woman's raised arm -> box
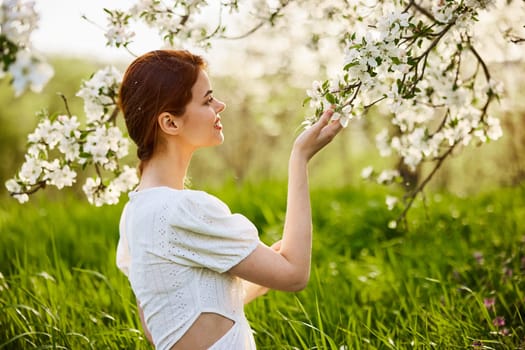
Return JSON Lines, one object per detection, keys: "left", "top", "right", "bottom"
{"left": 229, "top": 107, "right": 343, "bottom": 291}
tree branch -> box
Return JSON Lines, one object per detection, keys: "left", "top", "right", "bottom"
{"left": 396, "top": 141, "right": 458, "bottom": 224}
{"left": 59, "top": 93, "right": 73, "bottom": 118}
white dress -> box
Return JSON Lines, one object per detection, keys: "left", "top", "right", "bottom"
{"left": 116, "top": 187, "right": 260, "bottom": 350}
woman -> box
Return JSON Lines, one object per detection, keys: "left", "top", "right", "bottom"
{"left": 116, "top": 49, "right": 343, "bottom": 350}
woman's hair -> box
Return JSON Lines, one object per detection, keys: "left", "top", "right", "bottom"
{"left": 118, "top": 49, "right": 206, "bottom": 174}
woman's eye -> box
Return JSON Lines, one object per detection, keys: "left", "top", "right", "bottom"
{"left": 205, "top": 96, "right": 214, "bottom": 105}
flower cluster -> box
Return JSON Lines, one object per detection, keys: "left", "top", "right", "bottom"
{"left": 82, "top": 165, "right": 138, "bottom": 206}
{"left": 76, "top": 66, "right": 123, "bottom": 123}
{"left": 102, "top": 0, "right": 290, "bottom": 50}
{"left": 306, "top": 0, "right": 503, "bottom": 220}
{"left": 104, "top": 0, "right": 219, "bottom": 49}
{"left": 6, "top": 66, "right": 138, "bottom": 206}
{"left": 0, "top": 0, "right": 53, "bottom": 96}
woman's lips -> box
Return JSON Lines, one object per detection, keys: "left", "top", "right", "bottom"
{"left": 214, "top": 118, "right": 222, "bottom": 130}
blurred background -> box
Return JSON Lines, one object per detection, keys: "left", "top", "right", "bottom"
{"left": 1, "top": 0, "right": 524, "bottom": 203}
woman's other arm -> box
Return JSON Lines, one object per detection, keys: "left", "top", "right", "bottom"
{"left": 242, "top": 240, "right": 282, "bottom": 304}
{"left": 137, "top": 301, "right": 154, "bottom": 346}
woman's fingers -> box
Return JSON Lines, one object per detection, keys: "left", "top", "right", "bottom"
{"left": 315, "top": 106, "right": 335, "bottom": 129}
{"left": 270, "top": 240, "right": 282, "bottom": 252}
{"left": 325, "top": 113, "right": 344, "bottom": 134}
{"left": 293, "top": 106, "right": 344, "bottom": 160}
{"left": 316, "top": 107, "right": 344, "bottom": 140}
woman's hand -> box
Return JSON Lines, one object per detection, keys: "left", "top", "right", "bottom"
{"left": 292, "top": 107, "right": 343, "bottom": 161}
{"left": 270, "top": 240, "right": 282, "bottom": 252}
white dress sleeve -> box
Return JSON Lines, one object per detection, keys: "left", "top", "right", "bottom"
{"left": 166, "top": 191, "right": 260, "bottom": 273}
{"left": 116, "top": 204, "right": 130, "bottom": 277}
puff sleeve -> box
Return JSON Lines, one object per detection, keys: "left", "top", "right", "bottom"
{"left": 164, "top": 191, "right": 260, "bottom": 273}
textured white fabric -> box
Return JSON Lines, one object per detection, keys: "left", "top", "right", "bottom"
{"left": 116, "top": 187, "right": 259, "bottom": 350}
{"left": 208, "top": 316, "right": 257, "bottom": 350}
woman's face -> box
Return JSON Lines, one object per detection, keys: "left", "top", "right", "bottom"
{"left": 178, "top": 69, "right": 226, "bottom": 149}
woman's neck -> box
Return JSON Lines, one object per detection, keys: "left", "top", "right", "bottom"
{"left": 137, "top": 149, "right": 192, "bottom": 191}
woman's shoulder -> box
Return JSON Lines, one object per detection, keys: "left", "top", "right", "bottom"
{"left": 128, "top": 186, "right": 229, "bottom": 211}
{"left": 180, "top": 189, "right": 231, "bottom": 214}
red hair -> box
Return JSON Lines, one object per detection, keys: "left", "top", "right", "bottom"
{"left": 118, "top": 50, "right": 206, "bottom": 174}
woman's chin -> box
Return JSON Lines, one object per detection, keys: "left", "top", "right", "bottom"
{"left": 208, "top": 135, "right": 224, "bottom": 147}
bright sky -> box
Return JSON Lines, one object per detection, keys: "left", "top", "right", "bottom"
{"left": 29, "top": 0, "right": 324, "bottom": 80}
{"left": 32, "top": 0, "right": 162, "bottom": 62}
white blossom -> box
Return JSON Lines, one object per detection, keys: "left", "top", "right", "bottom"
{"left": 56, "top": 115, "right": 81, "bottom": 137}
{"left": 330, "top": 112, "right": 350, "bottom": 128}
{"left": 58, "top": 138, "right": 81, "bottom": 162}
{"left": 432, "top": 3, "right": 455, "bottom": 24}
{"left": 82, "top": 166, "right": 138, "bottom": 207}
{"left": 387, "top": 220, "right": 397, "bottom": 229}
{"left": 361, "top": 166, "right": 373, "bottom": 179}
{"left": 28, "top": 118, "right": 53, "bottom": 143}
{"left": 401, "top": 146, "right": 423, "bottom": 171}
{"left": 19, "top": 156, "right": 43, "bottom": 183}
{"left": 5, "top": 179, "right": 22, "bottom": 194}
{"left": 114, "top": 166, "right": 139, "bottom": 192}
{"left": 105, "top": 20, "right": 135, "bottom": 48}
{"left": 7, "top": 50, "right": 54, "bottom": 96}
{"left": 45, "top": 163, "right": 76, "bottom": 189}
{"left": 0, "top": 0, "right": 39, "bottom": 45}
{"left": 377, "top": 169, "right": 400, "bottom": 184}
{"left": 385, "top": 195, "right": 398, "bottom": 210}
{"left": 76, "top": 66, "right": 122, "bottom": 123}
{"left": 14, "top": 193, "right": 29, "bottom": 203}
{"left": 102, "top": 183, "right": 121, "bottom": 205}
{"left": 83, "top": 177, "right": 103, "bottom": 206}
{"left": 375, "top": 128, "right": 391, "bottom": 157}
{"left": 485, "top": 115, "right": 503, "bottom": 140}
{"left": 27, "top": 143, "right": 46, "bottom": 158}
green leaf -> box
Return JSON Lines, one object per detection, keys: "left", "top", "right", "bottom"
{"left": 344, "top": 61, "right": 359, "bottom": 71}
{"left": 325, "top": 93, "right": 336, "bottom": 105}
{"left": 303, "top": 97, "right": 312, "bottom": 107}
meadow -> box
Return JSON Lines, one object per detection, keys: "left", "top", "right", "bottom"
{"left": 0, "top": 181, "right": 523, "bottom": 349}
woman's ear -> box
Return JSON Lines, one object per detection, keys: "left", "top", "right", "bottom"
{"left": 157, "top": 112, "right": 182, "bottom": 135}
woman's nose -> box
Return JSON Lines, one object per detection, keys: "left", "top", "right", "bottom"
{"left": 215, "top": 99, "right": 226, "bottom": 113}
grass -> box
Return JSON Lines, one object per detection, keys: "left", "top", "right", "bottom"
{"left": 0, "top": 182, "right": 524, "bottom": 349}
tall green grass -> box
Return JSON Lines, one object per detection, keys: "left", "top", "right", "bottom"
{"left": 1, "top": 183, "right": 524, "bottom": 349}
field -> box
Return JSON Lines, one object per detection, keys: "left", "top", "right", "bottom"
{"left": 0, "top": 182, "right": 524, "bottom": 349}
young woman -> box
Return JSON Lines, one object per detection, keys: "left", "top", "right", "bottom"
{"left": 116, "top": 49, "right": 343, "bottom": 350}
